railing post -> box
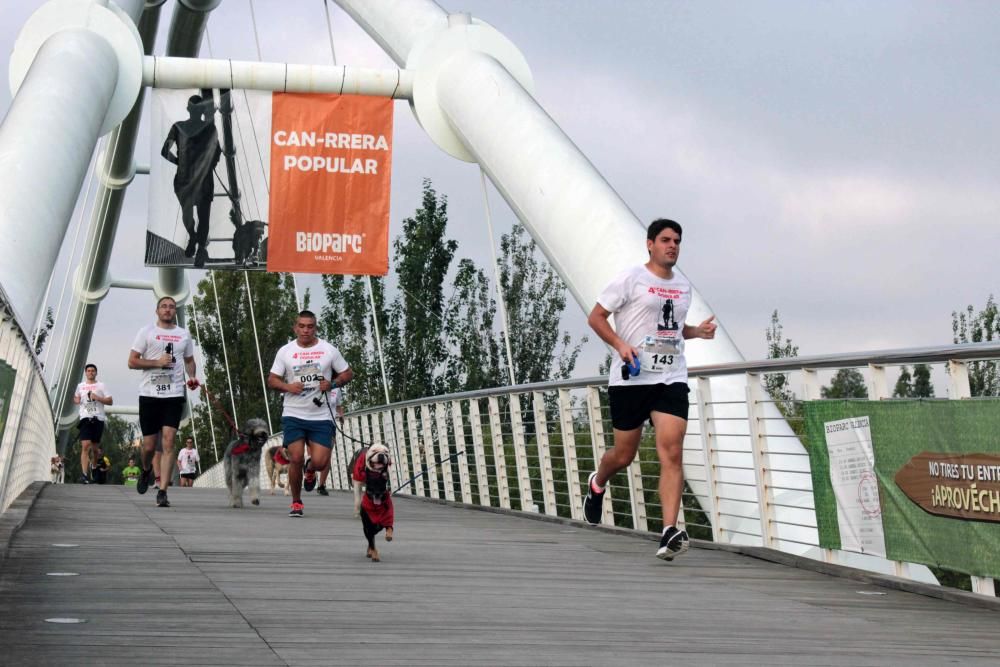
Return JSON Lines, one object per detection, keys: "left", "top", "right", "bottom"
{"left": 509, "top": 394, "right": 534, "bottom": 511}
{"left": 487, "top": 396, "right": 512, "bottom": 509}
{"left": 948, "top": 360, "right": 995, "bottom": 596}
{"left": 558, "top": 388, "right": 583, "bottom": 520}
{"left": 802, "top": 368, "right": 837, "bottom": 563}
{"left": 469, "top": 399, "right": 491, "bottom": 506}
{"left": 394, "top": 409, "right": 412, "bottom": 495}
{"left": 532, "top": 391, "right": 558, "bottom": 516}
{"left": 868, "top": 363, "right": 912, "bottom": 579}
{"left": 746, "top": 372, "right": 775, "bottom": 548}
{"left": 384, "top": 410, "right": 408, "bottom": 490}
{"left": 451, "top": 399, "right": 473, "bottom": 504}
{"left": 586, "top": 386, "right": 615, "bottom": 526}
{"left": 434, "top": 403, "right": 456, "bottom": 501}
{"left": 694, "top": 377, "right": 723, "bottom": 542}
{"left": 420, "top": 406, "right": 440, "bottom": 498}
{"left": 406, "top": 407, "right": 424, "bottom": 497}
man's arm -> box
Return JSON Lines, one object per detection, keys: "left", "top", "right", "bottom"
{"left": 128, "top": 349, "right": 172, "bottom": 370}
{"left": 268, "top": 372, "right": 304, "bottom": 395}
{"left": 98, "top": 393, "right": 113, "bottom": 406}
{"left": 682, "top": 316, "right": 717, "bottom": 340}
{"left": 73, "top": 388, "right": 80, "bottom": 405}
{"left": 332, "top": 367, "right": 354, "bottom": 389}
{"left": 184, "top": 355, "right": 197, "bottom": 382}
{"left": 587, "top": 304, "right": 638, "bottom": 364}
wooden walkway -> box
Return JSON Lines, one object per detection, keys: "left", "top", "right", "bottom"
{"left": 1, "top": 484, "right": 999, "bottom": 666}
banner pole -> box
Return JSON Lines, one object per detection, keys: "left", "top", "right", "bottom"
{"left": 479, "top": 169, "right": 517, "bottom": 385}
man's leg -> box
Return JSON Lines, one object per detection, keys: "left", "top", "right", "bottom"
{"left": 159, "top": 426, "right": 178, "bottom": 490}
{"left": 650, "top": 412, "right": 687, "bottom": 527}
{"left": 583, "top": 427, "right": 641, "bottom": 525}
{"left": 79, "top": 440, "right": 92, "bottom": 482}
{"left": 286, "top": 440, "right": 306, "bottom": 503}
{"left": 317, "top": 461, "right": 331, "bottom": 495}
{"left": 307, "top": 443, "right": 331, "bottom": 488}
{"left": 650, "top": 411, "right": 690, "bottom": 560}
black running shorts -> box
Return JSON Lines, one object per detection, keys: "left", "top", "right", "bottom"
{"left": 608, "top": 382, "right": 689, "bottom": 431}
{"left": 138, "top": 396, "right": 186, "bottom": 436}
{"left": 78, "top": 417, "right": 104, "bottom": 443}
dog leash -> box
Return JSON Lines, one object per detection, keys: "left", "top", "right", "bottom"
{"left": 392, "top": 449, "right": 466, "bottom": 496}
{"left": 198, "top": 384, "right": 241, "bottom": 436}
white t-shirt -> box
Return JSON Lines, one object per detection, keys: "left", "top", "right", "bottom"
{"left": 598, "top": 265, "right": 692, "bottom": 387}
{"left": 177, "top": 448, "right": 200, "bottom": 474}
{"left": 131, "top": 324, "right": 195, "bottom": 398}
{"left": 270, "top": 339, "right": 349, "bottom": 421}
{"left": 75, "top": 381, "right": 110, "bottom": 421}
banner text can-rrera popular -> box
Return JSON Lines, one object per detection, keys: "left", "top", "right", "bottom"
{"left": 267, "top": 93, "right": 393, "bottom": 275}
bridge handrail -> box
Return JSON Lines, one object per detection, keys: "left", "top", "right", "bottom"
{"left": 196, "top": 342, "right": 1000, "bottom": 597}
{"left": 0, "top": 288, "right": 56, "bottom": 512}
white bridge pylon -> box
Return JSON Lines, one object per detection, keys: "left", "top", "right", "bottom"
{"left": 2, "top": 0, "right": 741, "bottom": 449}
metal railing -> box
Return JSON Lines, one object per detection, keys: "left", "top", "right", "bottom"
{"left": 0, "top": 290, "right": 56, "bottom": 512}
{"left": 196, "top": 342, "right": 1000, "bottom": 597}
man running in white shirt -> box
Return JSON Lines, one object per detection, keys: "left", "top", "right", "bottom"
{"left": 584, "top": 219, "right": 717, "bottom": 561}
{"left": 268, "top": 310, "right": 353, "bottom": 517}
{"left": 127, "top": 296, "right": 200, "bottom": 507}
{"left": 73, "top": 363, "right": 113, "bottom": 484}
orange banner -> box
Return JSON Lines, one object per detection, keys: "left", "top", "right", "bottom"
{"left": 267, "top": 93, "right": 393, "bottom": 275}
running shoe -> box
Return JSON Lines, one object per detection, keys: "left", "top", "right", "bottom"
{"left": 656, "top": 526, "right": 690, "bottom": 561}
{"left": 156, "top": 490, "right": 170, "bottom": 508}
{"left": 583, "top": 471, "right": 606, "bottom": 525}
{"left": 316, "top": 485, "right": 329, "bottom": 496}
{"left": 136, "top": 467, "right": 152, "bottom": 495}
{"left": 78, "top": 475, "right": 90, "bottom": 485}
{"left": 303, "top": 468, "right": 317, "bottom": 492}
{"left": 289, "top": 501, "right": 304, "bottom": 517}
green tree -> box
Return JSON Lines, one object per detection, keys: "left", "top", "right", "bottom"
{"left": 821, "top": 369, "right": 869, "bottom": 399}
{"left": 440, "top": 259, "right": 503, "bottom": 393}
{"left": 893, "top": 366, "right": 914, "bottom": 398}
{"left": 389, "top": 180, "right": 457, "bottom": 400}
{"left": 912, "top": 363, "right": 934, "bottom": 397}
{"left": 952, "top": 295, "right": 999, "bottom": 396}
{"left": 186, "top": 271, "right": 304, "bottom": 462}
{"left": 763, "top": 310, "right": 798, "bottom": 411}
{"left": 497, "top": 223, "right": 586, "bottom": 385}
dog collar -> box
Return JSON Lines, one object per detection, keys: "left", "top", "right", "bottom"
{"left": 231, "top": 442, "right": 251, "bottom": 456}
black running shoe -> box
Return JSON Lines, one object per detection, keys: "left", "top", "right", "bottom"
{"left": 583, "top": 472, "right": 606, "bottom": 525}
{"left": 78, "top": 475, "right": 90, "bottom": 485}
{"left": 656, "top": 527, "right": 690, "bottom": 561}
{"left": 136, "top": 467, "right": 152, "bottom": 495}
{"left": 316, "top": 485, "right": 329, "bottom": 496}
{"left": 289, "top": 501, "right": 304, "bottom": 517}
{"left": 303, "top": 468, "right": 317, "bottom": 492}
{"left": 156, "top": 490, "right": 170, "bottom": 508}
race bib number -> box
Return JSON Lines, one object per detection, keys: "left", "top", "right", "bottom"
{"left": 293, "top": 362, "right": 322, "bottom": 395}
{"left": 82, "top": 397, "right": 99, "bottom": 415}
{"left": 152, "top": 373, "right": 173, "bottom": 396}
{"left": 640, "top": 335, "right": 679, "bottom": 373}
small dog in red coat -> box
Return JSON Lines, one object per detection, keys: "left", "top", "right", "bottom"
{"left": 351, "top": 444, "right": 394, "bottom": 562}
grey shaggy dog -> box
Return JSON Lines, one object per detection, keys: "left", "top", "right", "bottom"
{"left": 222, "top": 418, "right": 270, "bottom": 508}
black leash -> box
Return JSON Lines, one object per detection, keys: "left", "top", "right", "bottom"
{"left": 392, "top": 449, "right": 466, "bottom": 496}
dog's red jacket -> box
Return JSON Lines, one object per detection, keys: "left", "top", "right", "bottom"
{"left": 352, "top": 455, "right": 394, "bottom": 527}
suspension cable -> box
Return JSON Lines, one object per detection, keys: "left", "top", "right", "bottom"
{"left": 479, "top": 169, "right": 517, "bottom": 385}
{"left": 210, "top": 271, "right": 240, "bottom": 426}
{"left": 243, "top": 272, "right": 273, "bottom": 433}
{"left": 186, "top": 279, "right": 219, "bottom": 461}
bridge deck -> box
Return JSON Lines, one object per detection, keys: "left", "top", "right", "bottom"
{"left": 1, "top": 485, "right": 998, "bottom": 666}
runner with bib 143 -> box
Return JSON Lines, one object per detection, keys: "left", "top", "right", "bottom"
{"left": 584, "top": 218, "right": 716, "bottom": 561}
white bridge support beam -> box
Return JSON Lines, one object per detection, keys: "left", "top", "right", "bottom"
{"left": 0, "top": 30, "right": 117, "bottom": 328}
{"left": 49, "top": 1, "right": 165, "bottom": 451}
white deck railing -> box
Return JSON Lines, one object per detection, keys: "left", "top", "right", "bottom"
{"left": 196, "top": 342, "right": 1000, "bottom": 596}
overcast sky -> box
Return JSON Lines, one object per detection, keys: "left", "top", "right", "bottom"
{"left": 2, "top": 0, "right": 999, "bottom": 403}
